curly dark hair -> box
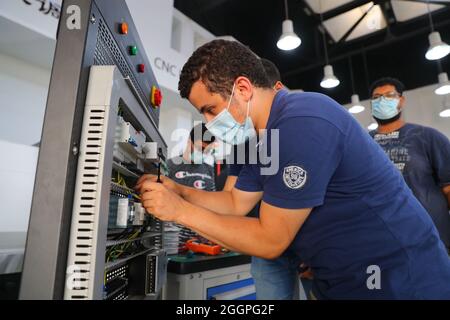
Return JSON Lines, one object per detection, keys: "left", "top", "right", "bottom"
{"left": 178, "top": 40, "right": 271, "bottom": 99}
{"left": 369, "top": 77, "right": 405, "bottom": 96}
{"left": 260, "top": 58, "right": 281, "bottom": 86}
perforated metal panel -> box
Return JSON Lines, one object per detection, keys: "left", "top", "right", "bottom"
{"left": 93, "top": 18, "right": 159, "bottom": 125}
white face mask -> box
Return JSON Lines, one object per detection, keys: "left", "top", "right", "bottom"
{"left": 205, "top": 83, "right": 257, "bottom": 145}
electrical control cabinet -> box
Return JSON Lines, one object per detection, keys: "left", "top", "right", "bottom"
{"left": 20, "top": 0, "right": 168, "bottom": 300}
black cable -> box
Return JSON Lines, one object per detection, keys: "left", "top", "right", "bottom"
{"left": 362, "top": 49, "right": 371, "bottom": 97}
{"left": 437, "top": 59, "right": 443, "bottom": 73}
{"left": 426, "top": 0, "right": 434, "bottom": 32}
{"left": 284, "top": 0, "right": 289, "bottom": 19}
{"left": 319, "top": 0, "right": 329, "bottom": 65}
{"left": 348, "top": 56, "right": 356, "bottom": 94}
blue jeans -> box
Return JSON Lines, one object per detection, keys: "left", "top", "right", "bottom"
{"left": 250, "top": 256, "right": 300, "bottom": 300}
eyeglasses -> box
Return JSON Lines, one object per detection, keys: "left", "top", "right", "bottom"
{"left": 371, "top": 91, "right": 401, "bottom": 101}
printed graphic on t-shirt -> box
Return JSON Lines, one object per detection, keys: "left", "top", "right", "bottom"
{"left": 174, "top": 171, "right": 213, "bottom": 180}
{"left": 374, "top": 132, "right": 411, "bottom": 173}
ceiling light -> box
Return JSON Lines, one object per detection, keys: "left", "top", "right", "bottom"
{"left": 368, "top": 122, "right": 378, "bottom": 130}
{"left": 349, "top": 94, "right": 365, "bottom": 114}
{"left": 320, "top": 65, "right": 340, "bottom": 88}
{"left": 424, "top": 1, "right": 450, "bottom": 61}
{"left": 439, "top": 109, "right": 450, "bottom": 118}
{"left": 277, "top": 20, "right": 302, "bottom": 50}
{"left": 277, "top": 0, "right": 301, "bottom": 51}
{"left": 440, "top": 96, "right": 450, "bottom": 117}
{"left": 435, "top": 72, "right": 450, "bottom": 95}
{"left": 319, "top": 1, "right": 339, "bottom": 89}
{"left": 426, "top": 31, "right": 450, "bottom": 60}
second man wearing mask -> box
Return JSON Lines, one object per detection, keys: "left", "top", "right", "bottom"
{"left": 369, "top": 77, "right": 450, "bottom": 253}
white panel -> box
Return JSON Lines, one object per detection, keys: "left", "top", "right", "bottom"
{"left": 391, "top": 0, "right": 445, "bottom": 22}
{"left": 347, "top": 5, "right": 387, "bottom": 41}
{"left": 0, "top": 140, "right": 38, "bottom": 233}
{"left": 0, "top": 53, "right": 50, "bottom": 145}
{"left": 0, "top": 16, "right": 56, "bottom": 69}
{"left": 305, "top": 0, "right": 354, "bottom": 13}
{"left": 323, "top": 2, "right": 374, "bottom": 42}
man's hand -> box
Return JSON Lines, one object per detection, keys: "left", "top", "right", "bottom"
{"left": 135, "top": 174, "right": 182, "bottom": 195}
{"left": 139, "top": 180, "right": 187, "bottom": 222}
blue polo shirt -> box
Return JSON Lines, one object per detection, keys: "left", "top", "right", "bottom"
{"left": 235, "top": 90, "right": 450, "bottom": 299}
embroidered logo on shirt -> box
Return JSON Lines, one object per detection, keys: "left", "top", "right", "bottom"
{"left": 283, "top": 166, "right": 307, "bottom": 189}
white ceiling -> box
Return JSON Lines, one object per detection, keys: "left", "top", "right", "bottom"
{"left": 391, "top": 0, "right": 444, "bottom": 22}
{"left": 309, "top": 0, "right": 449, "bottom": 43}
{"left": 323, "top": 2, "right": 386, "bottom": 42}
{"left": 305, "top": 0, "right": 354, "bottom": 14}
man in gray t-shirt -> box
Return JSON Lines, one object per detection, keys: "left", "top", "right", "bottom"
{"left": 164, "top": 124, "right": 216, "bottom": 253}
{"left": 166, "top": 123, "right": 216, "bottom": 192}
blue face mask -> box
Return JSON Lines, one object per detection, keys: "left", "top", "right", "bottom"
{"left": 371, "top": 97, "right": 400, "bottom": 120}
{"left": 206, "top": 83, "right": 256, "bottom": 145}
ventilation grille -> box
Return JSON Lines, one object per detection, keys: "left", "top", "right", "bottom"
{"left": 105, "top": 264, "right": 128, "bottom": 284}
{"left": 65, "top": 105, "right": 107, "bottom": 300}
{"left": 94, "top": 18, "right": 159, "bottom": 125}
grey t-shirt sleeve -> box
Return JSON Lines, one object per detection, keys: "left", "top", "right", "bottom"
{"left": 427, "top": 128, "right": 450, "bottom": 187}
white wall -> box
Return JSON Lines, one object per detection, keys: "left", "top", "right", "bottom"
{"left": 0, "top": 53, "right": 51, "bottom": 145}
{"left": 125, "top": 0, "right": 215, "bottom": 157}
{"left": 0, "top": 0, "right": 60, "bottom": 40}
{"left": 126, "top": 0, "right": 214, "bottom": 93}
{"left": 159, "top": 87, "right": 203, "bottom": 159}
{"left": 0, "top": 140, "right": 38, "bottom": 232}
{"left": 348, "top": 84, "right": 450, "bottom": 138}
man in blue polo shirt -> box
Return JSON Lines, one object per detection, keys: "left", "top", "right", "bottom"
{"left": 137, "top": 40, "right": 450, "bottom": 299}
{"left": 224, "top": 58, "right": 302, "bottom": 300}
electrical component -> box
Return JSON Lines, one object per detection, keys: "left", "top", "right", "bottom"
{"left": 150, "top": 86, "right": 162, "bottom": 108}
{"left": 130, "top": 45, "right": 138, "bottom": 56}
{"left": 133, "top": 203, "right": 146, "bottom": 226}
{"left": 128, "top": 250, "right": 167, "bottom": 297}
{"left": 119, "top": 22, "right": 128, "bottom": 35}
{"left": 117, "top": 116, "right": 146, "bottom": 151}
{"left": 116, "top": 198, "right": 129, "bottom": 228}
{"left": 142, "top": 142, "right": 158, "bottom": 160}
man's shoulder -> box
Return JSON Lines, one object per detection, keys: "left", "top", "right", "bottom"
{"left": 273, "top": 91, "right": 351, "bottom": 134}
{"left": 404, "top": 123, "right": 448, "bottom": 141}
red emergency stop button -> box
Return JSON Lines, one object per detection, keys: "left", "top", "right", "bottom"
{"left": 151, "top": 86, "right": 162, "bottom": 108}
{"left": 138, "top": 64, "right": 145, "bottom": 73}
{"left": 120, "top": 22, "right": 128, "bottom": 35}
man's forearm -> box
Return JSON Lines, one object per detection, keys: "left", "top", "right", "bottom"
{"left": 178, "top": 184, "right": 239, "bottom": 215}
{"left": 176, "top": 201, "right": 282, "bottom": 259}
